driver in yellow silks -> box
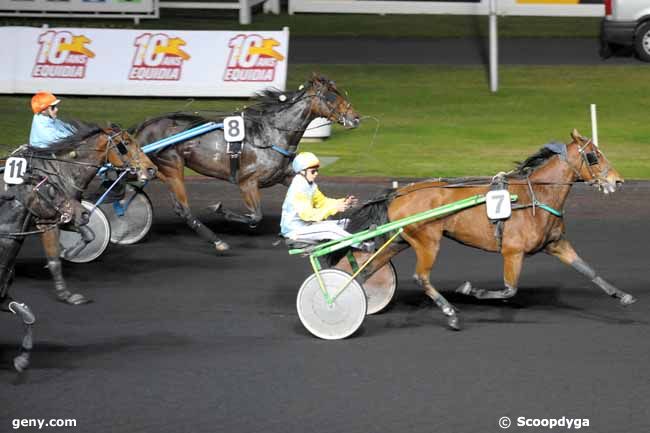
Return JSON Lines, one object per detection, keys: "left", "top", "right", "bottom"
{"left": 280, "top": 152, "right": 358, "bottom": 242}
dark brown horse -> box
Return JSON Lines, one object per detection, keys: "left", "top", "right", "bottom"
{"left": 1, "top": 155, "right": 89, "bottom": 371}
{"left": 130, "top": 74, "right": 360, "bottom": 252}
{"left": 31, "top": 123, "right": 158, "bottom": 305}
{"left": 345, "top": 129, "right": 635, "bottom": 330}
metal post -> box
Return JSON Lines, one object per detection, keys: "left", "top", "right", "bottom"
{"left": 590, "top": 104, "right": 599, "bottom": 147}
{"left": 489, "top": 0, "right": 498, "bottom": 93}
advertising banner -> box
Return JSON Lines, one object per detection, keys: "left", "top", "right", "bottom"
{"left": 1, "top": 26, "right": 289, "bottom": 97}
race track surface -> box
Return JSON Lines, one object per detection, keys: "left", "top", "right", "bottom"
{"left": 1, "top": 179, "right": 649, "bottom": 433}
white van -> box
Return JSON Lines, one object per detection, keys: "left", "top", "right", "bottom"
{"left": 601, "top": 0, "right": 650, "bottom": 61}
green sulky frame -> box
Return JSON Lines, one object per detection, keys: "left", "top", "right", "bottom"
{"left": 289, "top": 193, "right": 519, "bottom": 306}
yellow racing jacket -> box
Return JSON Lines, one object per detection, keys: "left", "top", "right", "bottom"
{"left": 280, "top": 175, "right": 344, "bottom": 236}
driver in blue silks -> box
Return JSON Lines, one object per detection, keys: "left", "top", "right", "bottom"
{"left": 29, "top": 91, "right": 75, "bottom": 149}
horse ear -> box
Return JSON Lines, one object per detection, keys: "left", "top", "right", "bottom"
{"left": 571, "top": 129, "right": 582, "bottom": 142}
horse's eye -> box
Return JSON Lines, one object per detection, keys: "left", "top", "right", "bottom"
{"left": 116, "top": 142, "right": 128, "bottom": 155}
{"left": 585, "top": 152, "right": 599, "bottom": 166}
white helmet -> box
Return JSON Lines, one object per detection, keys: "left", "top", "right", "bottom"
{"left": 292, "top": 152, "right": 320, "bottom": 173}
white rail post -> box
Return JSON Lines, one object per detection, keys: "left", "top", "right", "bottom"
{"left": 240, "top": 0, "right": 251, "bottom": 25}
{"left": 590, "top": 104, "right": 599, "bottom": 147}
{"left": 489, "top": 0, "right": 498, "bottom": 93}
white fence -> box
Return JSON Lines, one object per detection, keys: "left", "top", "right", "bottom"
{"left": 289, "top": 0, "right": 605, "bottom": 17}
{"left": 0, "top": 0, "right": 281, "bottom": 24}
{"left": 160, "top": 0, "right": 280, "bottom": 25}
{"left": 1, "top": 26, "right": 289, "bottom": 97}
{"left": 0, "top": 0, "right": 159, "bottom": 22}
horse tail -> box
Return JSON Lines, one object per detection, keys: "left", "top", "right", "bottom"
{"left": 327, "top": 190, "right": 394, "bottom": 266}
{"left": 345, "top": 190, "right": 393, "bottom": 233}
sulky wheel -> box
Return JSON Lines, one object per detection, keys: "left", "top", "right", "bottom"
{"left": 60, "top": 200, "right": 111, "bottom": 263}
{"left": 100, "top": 185, "right": 154, "bottom": 245}
{"left": 296, "top": 269, "right": 367, "bottom": 340}
{"left": 335, "top": 251, "right": 397, "bottom": 315}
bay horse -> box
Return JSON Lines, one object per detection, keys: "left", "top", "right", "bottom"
{"left": 130, "top": 74, "right": 360, "bottom": 252}
{"left": 29, "top": 123, "right": 157, "bottom": 305}
{"left": 344, "top": 129, "right": 635, "bottom": 331}
{"left": 0, "top": 161, "right": 88, "bottom": 371}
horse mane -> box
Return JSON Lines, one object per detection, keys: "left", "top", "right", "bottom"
{"left": 512, "top": 146, "right": 559, "bottom": 175}
{"left": 245, "top": 87, "right": 307, "bottom": 115}
{"left": 129, "top": 75, "right": 330, "bottom": 137}
{"left": 29, "top": 120, "right": 105, "bottom": 154}
{"left": 245, "top": 74, "right": 331, "bottom": 115}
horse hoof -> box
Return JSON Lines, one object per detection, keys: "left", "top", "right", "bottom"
{"left": 208, "top": 202, "right": 223, "bottom": 214}
{"left": 13, "top": 354, "right": 29, "bottom": 372}
{"left": 456, "top": 281, "right": 472, "bottom": 295}
{"left": 59, "top": 293, "right": 91, "bottom": 305}
{"left": 214, "top": 240, "right": 230, "bottom": 252}
{"left": 620, "top": 294, "right": 637, "bottom": 306}
{"left": 447, "top": 314, "right": 461, "bottom": 331}
{"left": 67, "top": 294, "right": 91, "bottom": 305}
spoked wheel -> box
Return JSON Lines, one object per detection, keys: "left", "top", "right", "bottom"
{"left": 60, "top": 200, "right": 111, "bottom": 263}
{"left": 100, "top": 185, "right": 153, "bottom": 245}
{"left": 335, "top": 251, "right": 398, "bottom": 315}
{"left": 296, "top": 269, "right": 367, "bottom": 340}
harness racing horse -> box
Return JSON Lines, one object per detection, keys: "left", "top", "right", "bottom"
{"left": 344, "top": 129, "right": 635, "bottom": 331}
{"left": 30, "top": 123, "right": 157, "bottom": 305}
{"left": 130, "top": 74, "right": 360, "bottom": 252}
{"left": 0, "top": 166, "right": 87, "bottom": 371}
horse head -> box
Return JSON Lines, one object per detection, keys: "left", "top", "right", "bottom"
{"left": 305, "top": 74, "right": 360, "bottom": 129}
{"left": 19, "top": 174, "right": 86, "bottom": 226}
{"left": 102, "top": 127, "right": 157, "bottom": 182}
{"left": 569, "top": 129, "right": 623, "bottom": 194}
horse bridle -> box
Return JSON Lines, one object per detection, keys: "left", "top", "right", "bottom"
{"left": 103, "top": 129, "right": 140, "bottom": 175}
{"left": 29, "top": 175, "right": 75, "bottom": 224}
{"left": 566, "top": 138, "right": 611, "bottom": 187}
{"left": 312, "top": 84, "right": 355, "bottom": 127}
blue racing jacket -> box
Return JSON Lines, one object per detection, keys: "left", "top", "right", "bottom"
{"left": 29, "top": 114, "right": 74, "bottom": 149}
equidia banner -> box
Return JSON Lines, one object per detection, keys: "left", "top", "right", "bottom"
{"left": 1, "top": 26, "right": 289, "bottom": 97}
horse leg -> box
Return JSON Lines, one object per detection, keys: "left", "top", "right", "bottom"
{"left": 356, "top": 242, "right": 409, "bottom": 284}
{"left": 212, "top": 178, "right": 262, "bottom": 228}
{"left": 405, "top": 232, "right": 460, "bottom": 330}
{"left": 60, "top": 224, "right": 95, "bottom": 261}
{"left": 457, "top": 251, "right": 524, "bottom": 300}
{"left": 545, "top": 238, "right": 636, "bottom": 306}
{"left": 159, "top": 166, "right": 230, "bottom": 252}
{"left": 0, "top": 238, "right": 35, "bottom": 372}
{"left": 41, "top": 228, "right": 90, "bottom": 305}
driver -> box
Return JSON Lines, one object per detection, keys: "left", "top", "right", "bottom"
{"left": 280, "top": 152, "right": 359, "bottom": 243}
{"left": 29, "top": 91, "right": 75, "bottom": 149}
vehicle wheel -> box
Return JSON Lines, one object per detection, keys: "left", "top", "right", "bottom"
{"left": 334, "top": 251, "right": 397, "bottom": 315}
{"left": 634, "top": 22, "right": 650, "bottom": 62}
{"left": 60, "top": 200, "right": 111, "bottom": 263}
{"left": 296, "top": 269, "right": 367, "bottom": 340}
{"left": 100, "top": 185, "right": 153, "bottom": 245}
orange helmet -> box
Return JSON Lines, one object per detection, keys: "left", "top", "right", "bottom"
{"left": 31, "top": 91, "right": 60, "bottom": 114}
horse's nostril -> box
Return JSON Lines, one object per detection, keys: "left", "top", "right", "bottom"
{"left": 147, "top": 167, "right": 157, "bottom": 178}
{"left": 80, "top": 211, "right": 90, "bottom": 225}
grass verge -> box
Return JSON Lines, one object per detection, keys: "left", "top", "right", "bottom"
{"left": 1, "top": 64, "right": 648, "bottom": 178}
